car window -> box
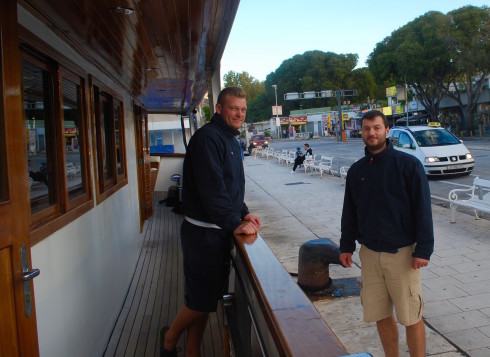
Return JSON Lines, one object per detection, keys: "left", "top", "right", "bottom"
{"left": 398, "top": 132, "right": 413, "bottom": 149}
{"left": 253, "top": 135, "right": 265, "bottom": 140}
{"left": 412, "top": 129, "right": 460, "bottom": 147}
{"left": 389, "top": 130, "right": 400, "bottom": 146}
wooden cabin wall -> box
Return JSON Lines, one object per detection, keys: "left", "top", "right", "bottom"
{"left": 18, "top": 5, "right": 143, "bottom": 356}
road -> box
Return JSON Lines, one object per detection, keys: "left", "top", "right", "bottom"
{"left": 262, "top": 137, "right": 490, "bottom": 219}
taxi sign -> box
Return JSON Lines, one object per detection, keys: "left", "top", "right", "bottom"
{"left": 428, "top": 122, "right": 441, "bottom": 127}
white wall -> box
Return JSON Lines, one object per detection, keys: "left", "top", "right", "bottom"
{"left": 31, "top": 108, "right": 141, "bottom": 357}
{"left": 155, "top": 157, "right": 185, "bottom": 192}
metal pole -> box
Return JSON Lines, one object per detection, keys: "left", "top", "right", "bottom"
{"left": 405, "top": 83, "right": 409, "bottom": 127}
{"left": 337, "top": 90, "right": 342, "bottom": 141}
{"left": 273, "top": 84, "right": 279, "bottom": 139}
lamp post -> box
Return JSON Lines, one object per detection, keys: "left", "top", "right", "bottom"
{"left": 272, "top": 84, "right": 279, "bottom": 139}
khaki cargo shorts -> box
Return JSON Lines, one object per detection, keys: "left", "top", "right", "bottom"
{"left": 359, "top": 244, "right": 424, "bottom": 326}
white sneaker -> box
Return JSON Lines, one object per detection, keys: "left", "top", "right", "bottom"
{"left": 290, "top": 170, "right": 295, "bottom": 174}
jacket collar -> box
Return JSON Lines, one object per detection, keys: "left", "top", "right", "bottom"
{"left": 210, "top": 113, "right": 240, "bottom": 137}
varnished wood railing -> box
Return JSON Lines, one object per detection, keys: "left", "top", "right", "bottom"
{"left": 224, "top": 233, "right": 349, "bottom": 357}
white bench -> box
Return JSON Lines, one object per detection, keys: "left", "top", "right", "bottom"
{"left": 66, "top": 162, "right": 81, "bottom": 178}
{"left": 448, "top": 177, "right": 490, "bottom": 223}
{"left": 265, "top": 147, "right": 275, "bottom": 160}
{"left": 276, "top": 149, "right": 288, "bottom": 164}
{"left": 285, "top": 151, "right": 296, "bottom": 166}
{"left": 306, "top": 155, "right": 333, "bottom": 178}
{"left": 339, "top": 166, "right": 349, "bottom": 185}
{"left": 318, "top": 155, "right": 334, "bottom": 178}
{"left": 303, "top": 154, "right": 317, "bottom": 173}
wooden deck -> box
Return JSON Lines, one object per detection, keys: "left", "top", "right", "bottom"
{"left": 104, "top": 192, "right": 224, "bottom": 357}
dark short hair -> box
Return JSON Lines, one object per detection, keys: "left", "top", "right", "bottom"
{"left": 217, "top": 86, "right": 246, "bottom": 106}
{"left": 361, "top": 110, "right": 388, "bottom": 127}
{"left": 304, "top": 143, "right": 310, "bottom": 148}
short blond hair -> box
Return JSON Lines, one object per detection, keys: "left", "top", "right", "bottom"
{"left": 217, "top": 86, "right": 246, "bottom": 105}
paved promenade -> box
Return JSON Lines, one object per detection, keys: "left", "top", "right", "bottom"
{"left": 242, "top": 148, "right": 490, "bottom": 357}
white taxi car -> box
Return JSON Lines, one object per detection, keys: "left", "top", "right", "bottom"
{"left": 387, "top": 123, "right": 475, "bottom": 176}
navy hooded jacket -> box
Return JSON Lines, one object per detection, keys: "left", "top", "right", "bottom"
{"left": 182, "top": 113, "right": 249, "bottom": 233}
{"left": 340, "top": 140, "right": 434, "bottom": 260}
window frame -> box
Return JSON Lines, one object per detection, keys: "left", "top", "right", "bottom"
{"left": 20, "top": 46, "right": 93, "bottom": 245}
{"left": 90, "top": 76, "right": 128, "bottom": 204}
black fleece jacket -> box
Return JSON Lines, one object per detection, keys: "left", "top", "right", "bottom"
{"left": 340, "top": 140, "right": 434, "bottom": 260}
{"left": 182, "top": 113, "right": 249, "bottom": 233}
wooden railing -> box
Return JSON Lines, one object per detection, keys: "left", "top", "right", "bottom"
{"left": 224, "top": 233, "right": 350, "bottom": 357}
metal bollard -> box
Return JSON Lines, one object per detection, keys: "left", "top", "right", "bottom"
{"left": 298, "top": 238, "right": 342, "bottom": 292}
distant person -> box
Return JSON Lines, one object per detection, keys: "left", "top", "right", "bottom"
{"left": 339, "top": 110, "right": 434, "bottom": 357}
{"left": 290, "top": 143, "right": 312, "bottom": 173}
{"left": 295, "top": 146, "right": 302, "bottom": 158}
{"left": 237, "top": 137, "right": 245, "bottom": 160}
{"left": 160, "top": 86, "right": 261, "bottom": 356}
{"left": 248, "top": 139, "right": 256, "bottom": 155}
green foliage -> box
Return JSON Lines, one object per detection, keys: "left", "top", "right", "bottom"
{"left": 444, "top": 6, "right": 490, "bottom": 131}
{"left": 264, "top": 51, "right": 361, "bottom": 115}
{"left": 223, "top": 71, "right": 265, "bottom": 103}
{"left": 368, "top": 5, "right": 490, "bottom": 127}
{"left": 202, "top": 106, "right": 211, "bottom": 122}
{"left": 246, "top": 92, "right": 271, "bottom": 123}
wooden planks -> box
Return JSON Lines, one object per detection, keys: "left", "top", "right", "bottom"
{"left": 104, "top": 192, "right": 223, "bottom": 356}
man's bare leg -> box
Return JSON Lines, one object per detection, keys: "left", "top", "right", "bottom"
{"left": 376, "top": 316, "right": 399, "bottom": 357}
{"left": 406, "top": 319, "right": 426, "bottom": 357}
{"left": 185, "top": 313, "right": 209, "bottom": 357}
{"left": 163, "top": 306, "right": 208, "bottom": 353}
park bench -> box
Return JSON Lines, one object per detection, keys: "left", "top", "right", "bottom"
{"left": 276, "top": 149, "right": 288, "bottom": 164}
{"left": 285, "top": 151, "right": 296, "bottom": 166}
{"left": 66, "top": 162, "right": 81, "bottom": 178}
{"left": 448, "top": 177, "right": 490, "bottom": 223}
{"left": 306, "top": 155, "right": 333, "bottom": 178}
{"left": 318, "top": 155, "right": 334, "bottom": 178}
{"left": 339, "top": 166, "right": 349, "bottom": 185}
{"left": 303, "top": 154, "right": 318, "bottom": 173}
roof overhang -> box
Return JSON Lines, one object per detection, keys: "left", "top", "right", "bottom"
{"left": 20, "top": 0, "right": 239, "bottom": 115}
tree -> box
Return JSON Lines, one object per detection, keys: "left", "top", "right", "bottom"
{"left": 223, "top": 71, "right": 265, "bottom": 103}
{"left": 350, "top": 68, "right": 378, "bottom": 105}
{"left": 264, "top": 51, "right": 359, "bottom": 115}
{"left": 368, "top": 11, "right": 454, "bottom": 119}
{"left": 202, "top": 106, "right": 211, "bottom": 122}
{"left": 246, "top": 92, "right": 271, "bottom": 123}
{"left": 443, "top": 6, "right": 490, "bottom": 133}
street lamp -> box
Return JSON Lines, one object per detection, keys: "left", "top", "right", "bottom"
{"left": 272, "top": 84, "right": 279, "bottom": 138}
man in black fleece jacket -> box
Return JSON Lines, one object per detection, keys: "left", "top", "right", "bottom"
{"left": 161, "top": 87, "right": 261, "bottom": 356}
{"left": 340, "top": 110, "right": 433, "bottom": 357}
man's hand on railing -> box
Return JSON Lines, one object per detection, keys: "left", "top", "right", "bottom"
{"left": 235, "top": 232, "right": 258, "bottom": 245}
{"left": 243, "top": 213, "right": 261, "bottom": 228}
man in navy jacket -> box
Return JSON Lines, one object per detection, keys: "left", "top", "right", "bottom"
{"left": 340, "top": 110, "right": 434, "bottom": 357}
{"left": 161, "top": 87, "right": 261, "bottom": 356}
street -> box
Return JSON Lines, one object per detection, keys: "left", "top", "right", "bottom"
{"left": 261, "top": 136, "right": 490, "bottom": 218}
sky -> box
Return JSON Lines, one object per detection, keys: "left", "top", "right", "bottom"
{"left": 220, "top": 0, "right": 489, "bottom": 83}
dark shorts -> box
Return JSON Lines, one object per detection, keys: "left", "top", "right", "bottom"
{"left": 180, "top": 220, "right": 232, "bottom": 313}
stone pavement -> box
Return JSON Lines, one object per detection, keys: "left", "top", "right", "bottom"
{"left": 242, "top": 153, "right": 490, "bottom": 357}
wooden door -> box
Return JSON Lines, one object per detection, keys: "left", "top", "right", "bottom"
{"left": 0, "top": 0, "right": 40, "bottom": 355}
{"left": 134, "top": 105, "right": 152, "bottom": 231}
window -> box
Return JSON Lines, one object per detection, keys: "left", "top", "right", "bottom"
{"left": 92, "top": 83, "right": 127, "bottom": 201}
{"left": 398, "top": 132, "right": 413, "bottom": 149}
{"left": 389, "top": 130, "right": 400, "bottom": 146}
{"left": 21, "top": 48, "right": 92, "bottom": 240}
